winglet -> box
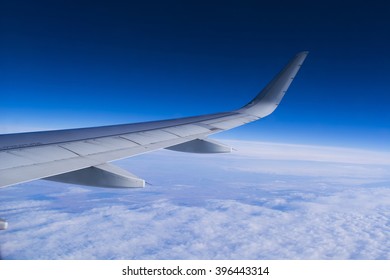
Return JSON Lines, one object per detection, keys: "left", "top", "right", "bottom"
{"left": 239, "top": 51, "right": 308, "bottom": 117}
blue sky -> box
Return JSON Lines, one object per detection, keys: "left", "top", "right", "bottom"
{"left": 1, "top": 0, "right": 389, "bottom": 150}
{"left": 1, "top": 2, "right": 390, "bottom": 260}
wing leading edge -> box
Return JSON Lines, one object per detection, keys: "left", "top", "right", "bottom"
{"left": 0, "top": 52, "right": 308, "bottom": 189}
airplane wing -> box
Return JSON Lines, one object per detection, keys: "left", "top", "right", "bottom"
{"left": 0, "top": 52, "right": 308, "bottom": 189}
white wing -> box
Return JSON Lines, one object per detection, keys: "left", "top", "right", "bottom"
{"left": 0, "top": 52, "right": 308, "bottom": 188}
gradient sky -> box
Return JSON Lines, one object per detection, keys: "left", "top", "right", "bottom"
{"left": 1, "top": 0, "right": 389, "bottom": 150}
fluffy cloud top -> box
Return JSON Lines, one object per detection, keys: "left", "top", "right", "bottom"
{"left": 0, "top": 140, "right": 389, "bottom": 259}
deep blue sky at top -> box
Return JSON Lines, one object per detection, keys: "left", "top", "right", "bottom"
{"left": 1, "top": 0, "right": 389, "bottom": 150}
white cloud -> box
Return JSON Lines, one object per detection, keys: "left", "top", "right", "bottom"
{"left": 2, "top": 188, "right": 390, "bottom": 259}
{"left": 226, "top": 140, "right": 390, "bottom": 165}
{"left": 1, "top": 140, "right": 390, "bottom": 259}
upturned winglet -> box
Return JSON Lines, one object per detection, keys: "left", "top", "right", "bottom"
{"left": 238, "top": 51, "right": 309, "bottom": 117}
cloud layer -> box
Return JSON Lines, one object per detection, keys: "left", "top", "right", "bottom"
{"left": 1, "top": 140, "right": 389, "bottom": 259}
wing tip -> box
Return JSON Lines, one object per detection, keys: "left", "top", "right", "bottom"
{"left": 296, "top": 51, "right": 309, "bottom": 62}
{"left": 238, "top": 51, "right": 309, "bottom": 117}
{"left": 298, "top": 50, "right": 309, "bottom": 55}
